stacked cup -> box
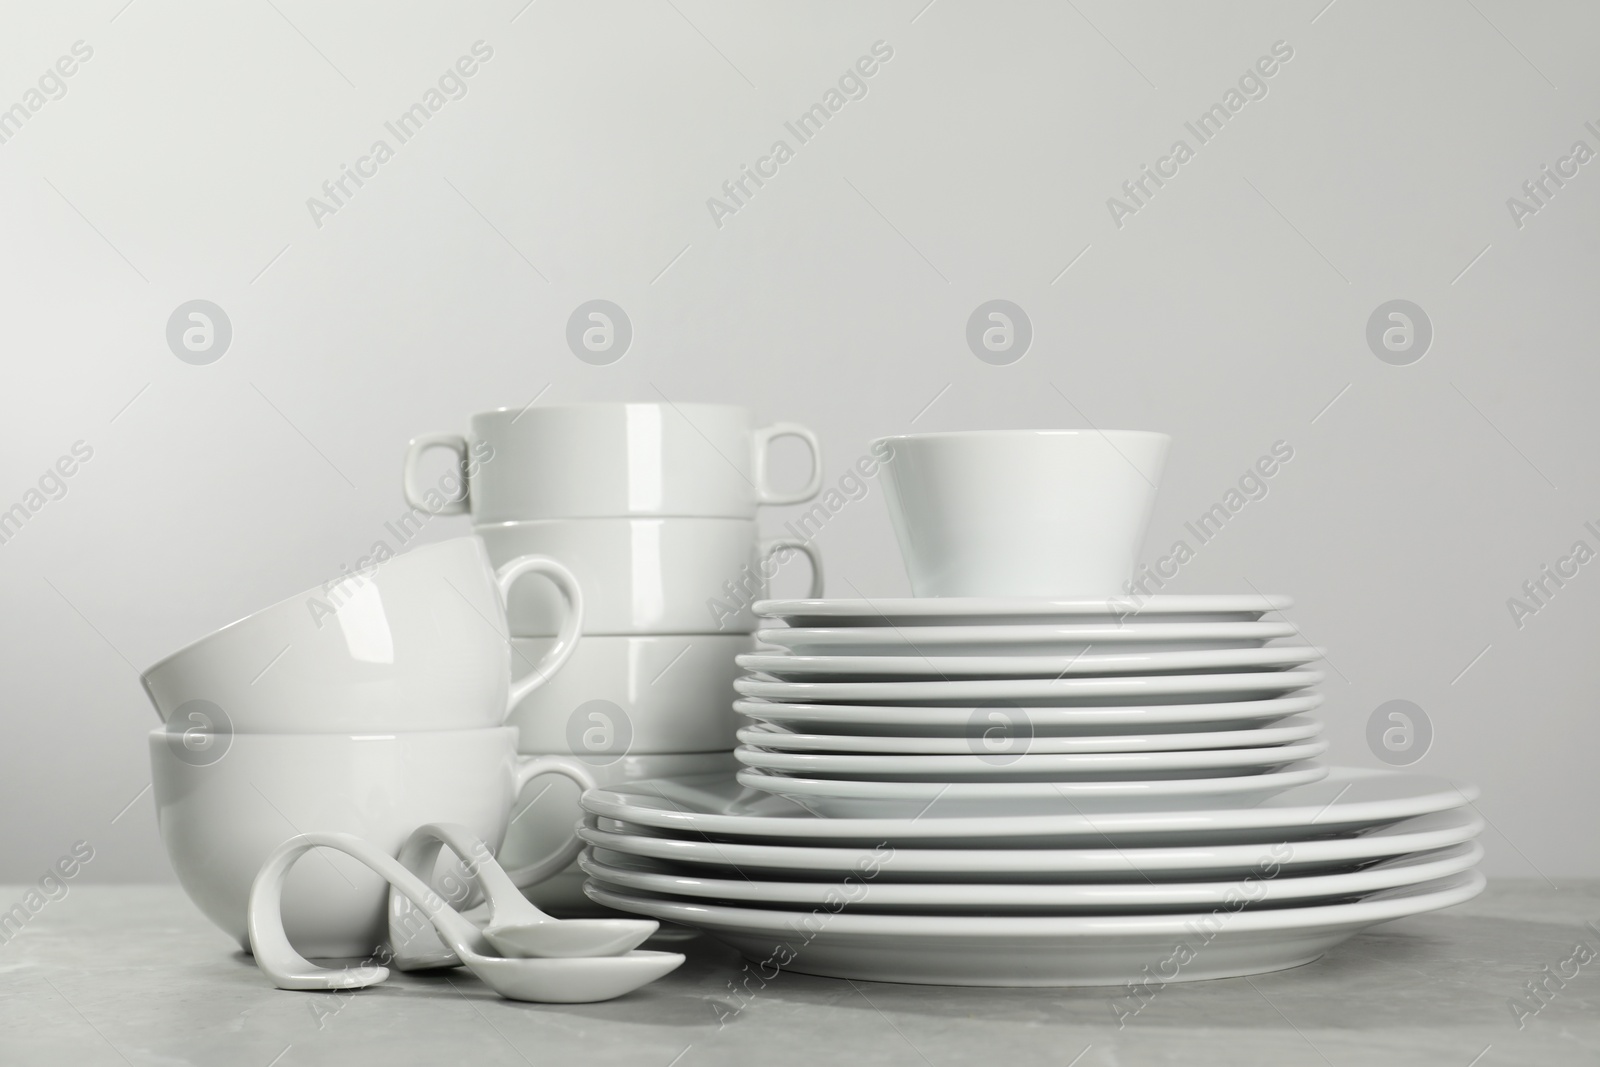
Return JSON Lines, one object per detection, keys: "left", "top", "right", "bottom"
{"left": 140, "top": 537, "right": 594, "bottom": 959}
{"left": 403, "top": 403, "right": 825, "bottom": 909}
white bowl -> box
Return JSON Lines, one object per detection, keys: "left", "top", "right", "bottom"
{"left": 875, "top": 430, "right": 1169, "bottom": 597}
{"left": 150, "top": 727, "right": 566, "bottom": 959}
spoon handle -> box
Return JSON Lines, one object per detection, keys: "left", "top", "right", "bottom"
{"left": 391, "top": 822, "right": 564, "bottom": 970}
{"left": 388, "top": 832, "right": 462, "bottom": 971}
{"left": 423, "top": 821, "right": 556, "bottom": 920}
{"left": 248, "top": 831, "right": 484, "bottom": 991}
{"left": 389, "top": 823, "right": 510, "bottom": 970}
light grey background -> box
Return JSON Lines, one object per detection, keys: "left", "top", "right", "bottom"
{"left": 0, "top": 0, "right": 1594, "bottom": 882}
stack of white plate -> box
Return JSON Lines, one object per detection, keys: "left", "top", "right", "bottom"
{"left": 579, "top": 594, "right": 1485, "bottom": 986}
{"left": 732, "top": 594, "right": 1332, "bottom": 816}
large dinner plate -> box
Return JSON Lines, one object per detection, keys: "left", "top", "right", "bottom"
{"left": 734, "top": 670, "right": 1324, "bottom": 707}
{"left": 756, "top": 621, "right": 1299, "bottom": 656}
{"left": 577, "top": 807, "right": 1486, "bottom": 881}
{"left": 584, "top": 871, "right": 1485, "bottom": 986}
{"left": 579, "top": 842, "right": 1482, "bottom": 912}
{"left": 732, "top": 738, "right": 1329, "bottom": 780}
{"left": 737, "top": 646, "right": 1322, "bottom": 682}
{"left": 755, "top": 594, "right": 1292, "bottom": 627}
{"left": 577, "top": 768, "right": 1477, "bottom": 846}
{"left": 735, "top": 763, "right": 1329, "bottom": 817}
{"left": 733, "top": 694, "right": 1325, "bottom": 735}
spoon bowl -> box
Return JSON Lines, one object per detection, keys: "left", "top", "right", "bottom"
{"left": 390, "top": 822, "right": 657, "bottom": 967}
{"left": 484, "top": 918, "right": 655, "bottom": 959}
{"left": 467, "top": 950, "right": 687, "bottom": 1003}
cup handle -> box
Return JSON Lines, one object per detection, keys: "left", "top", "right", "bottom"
{"left": 500, "top": 755, "right": 600, "bottom": 889}
{"left": 497, "top": 555, "right": 584, "bottom": 711}
{"left": 403, "top": 433, "right": 470, "bottom": 515}
{"left": 752, "top": 423, "right": 823, "bottom": 506}
{"left": 758, "top": 538, "right": 824, "bottom": 598}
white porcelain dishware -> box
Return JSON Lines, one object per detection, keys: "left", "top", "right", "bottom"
{"left": 141, "top": 537, "right": 582, "bottom": 734}
{"left": 874, "top": 430, "right": 1170, "bottom": 597}
{"left": 249, "top": 832, "right": 684, "bottom": 1002}
{"left": 501, "top": 751, "right": 741, "bottom": 916}
{"left": 735, "top": 762, "right": 1330, "bottom": 817}
{"left": 578, "top": 769, "right": 1476, "bottom": 846}
{"left": 404, "top": 403, "right": 822, "bottom": 522}
{"left": 581, "top": 841, "right": 1483, "bottom": 913}
{"left": 756, "top": 621, "right": 1298, "bottom": 656}
{"left": 737, "top": 646, "right": 1322, "bottom": 682}
{"left": 756, "top": 593, "right": 1290, "bottom": 627}
{"left": 732, "top": 738, "right": 1330, "bottom": 780}
{"left": 481, "top": 518, "right": 821, "bottom": 636}
{"left": 388, "top": 823, "right": 655, "bottom": 967}
{"left": 150, "top": 726, "right": 596, "bottom": 959}
{"left": 734, "top": 716, "right": 1324, "bottom": 753}
{"left": 578, "top": 807, "right": 1485, "bottom": 881}
{"left": 733, "top": 693, "right": 1325, "bottom": 735}
{"left": 584, "top": 872, "right": 1485, "bottom": 986}
{"left": 509, "top": 634, "right": 751, "bottom": 754}
{"left": 734, "top": 669, "right": 1324, "bottom": 707}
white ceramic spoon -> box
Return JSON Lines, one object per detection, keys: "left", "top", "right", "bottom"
{"left": 247, "top": 831, "right": 684, "bottom": 1003}
{"left": 389, "top": 822, "right": 657, "bottom": 968}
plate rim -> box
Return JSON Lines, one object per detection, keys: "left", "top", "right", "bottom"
{"left": 756, "top": 620, "right": 1301, "bottom": 646}
{"left": 578, "top": 841, "right": 1484, "bottom": 907}
{"left": 733, "top": 715, "right": 1326, "bottom": 753}
{"left": 735, "top": 669, "right": 1326, "bottom": 693}
{"left": 754, "top": 594, "right": 1294, "bottom": 618}
{"left": 737, "top": 645, "right": 1324, "bottom": 679}
{"left": 733, "top": 669, "right": 1326, "bottom": 702}
{"left": 583, "top": 869, "right": 1486, "bottom": 936}
{"left": 731, "top": 738, "right": 1331, "bottom": 775}
{"left": 735, "top": 761, "right": 1330, "bottom": 800}
{"left": 577, "top": 768, "right": 1479, "bottom": 840}
{"left": 732, "top": 692, "right": 1326, "bottom": 726}
{"left": 575, "top": 806, "right": 1488, "bottom": 873}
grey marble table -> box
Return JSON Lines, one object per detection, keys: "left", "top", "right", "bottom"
{"left": 0, "top": 880, "right": 1596, "bottom": 1066}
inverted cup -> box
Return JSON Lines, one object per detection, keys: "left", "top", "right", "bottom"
{"left": 874, "top": 430, "right": 1170, "bottom": 597}
{"left": 140, "top": 537, "right": 582, "bottom": 733}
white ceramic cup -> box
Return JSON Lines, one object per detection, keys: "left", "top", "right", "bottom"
{"left": 500, "top": 751, "right": 741, "bottom": 916}
{"left": 478, "top": 518, "right": 823, "bottom": 636}
{"left": 149, "top": 727, "right": 596, "bottom": 959}
{"left": 507, "top": 634, "right": 750, "bottom": 755}
{"left": 403, "top": 402, "right": 823, "bottom": 522}
{"left": 140, "top": 538, "right": 582, "bottom": 734}
{"left": 874, "top": 430, "right": 1171, "bottom": 597}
